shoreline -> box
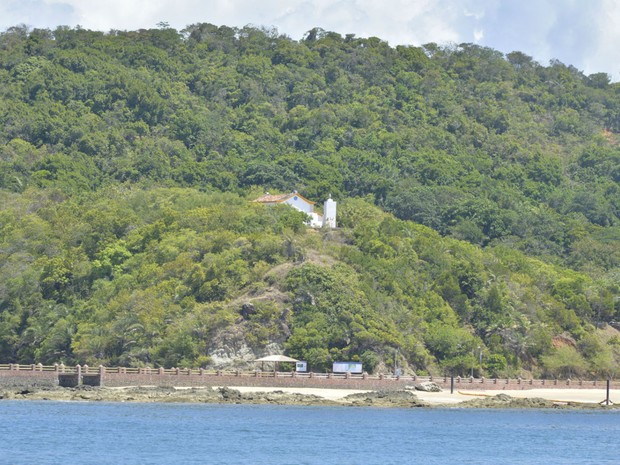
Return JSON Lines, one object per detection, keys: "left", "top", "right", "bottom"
{"left": 219, "top": 385, "right": 620, "bottom": 407}
{"left": 1, "top": 384, "right": 618, "bottom": 409}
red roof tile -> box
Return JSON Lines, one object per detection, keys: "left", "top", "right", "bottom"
{"left": 254, "top": 193, "right": 293, "bottom": 203}
{"left": 254, "top": 192, "right": 315, "bottom": 205}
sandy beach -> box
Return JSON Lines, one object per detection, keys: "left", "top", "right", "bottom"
{"left": 225, "top": 385, "right": 619, "bottom": 406}
{"left": 2, "top": 382, "right": 618, "bottom": 408}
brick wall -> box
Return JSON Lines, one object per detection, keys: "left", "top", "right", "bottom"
{"left": 0, "top": 370, "right": 58, "bottom": 388}
{"left": 100, "top": 373, "right": 617, "bottom": 391}
{"left": 1, "top": 367, "right": 618, "bottom": 392}
{"left": 100, "top": 372, "right": 414, "bottom": 390}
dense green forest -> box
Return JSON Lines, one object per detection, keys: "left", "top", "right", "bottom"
{"left": 0, "top": 23, "right": 619, "bottom": 378}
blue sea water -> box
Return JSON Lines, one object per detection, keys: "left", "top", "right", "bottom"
{"left": 0, "top": 401, "right": 618, "bottom": 465}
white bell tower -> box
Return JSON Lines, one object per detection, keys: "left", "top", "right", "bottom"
{"left": 323, "top": 195, "right": 337, "bottom": 228}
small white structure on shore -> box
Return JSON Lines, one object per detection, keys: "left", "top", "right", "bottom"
{"left": 254, "top": 191, "right": 337, "bottom": 228}
{"left": 255, "top": 354, "right": 299, "bottom": 372}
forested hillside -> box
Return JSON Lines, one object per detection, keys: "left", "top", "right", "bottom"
{"left": 0, "top": 24, "right": 619, "bottom": 378}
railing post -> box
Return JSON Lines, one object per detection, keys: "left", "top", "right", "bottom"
{"left": 99, "top": 365, "right": 105, "bottom": 387}
{"left": 606, "top": 379, "right": 611, "bottom": 406}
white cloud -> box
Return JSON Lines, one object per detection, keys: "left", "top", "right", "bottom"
{"left": 1, "top": 0, "right": 618, "bottom": 79}
{"left": 1, "top": 0, "right": 77, "bottom": 30}
{"left": 583, "top": 0, "right": 620, "bottom": 78}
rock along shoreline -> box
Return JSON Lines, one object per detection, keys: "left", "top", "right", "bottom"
{"left": 0, "top": 385, "right": 616, "bottom": 410}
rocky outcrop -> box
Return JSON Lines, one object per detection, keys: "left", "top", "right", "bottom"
{"left": 0, "top": 385, "right": 338, "bottom": 406}
{"left": 0, "top": 387, "right": 614, "bottom": 410}
{"left": 343, "top": 390, "right": 427, "bottom": 407}
{"left": 0, "top": 386, "right": 425, "bottom": 407}
{"left": 411, "top": 382, "right": 442, "bottom": 392}
{"left": 459, "top": 393, "right": 603, "bottom": 409}
{"left": 207, "top": 329, "right": 285, "bottom": 369}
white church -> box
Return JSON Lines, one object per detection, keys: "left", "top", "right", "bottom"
{"left": 254, "top": 191, "right": 337, "bottom": 228}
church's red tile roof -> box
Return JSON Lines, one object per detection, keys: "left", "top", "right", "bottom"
{"left": 254, "top": 193, "right": 293, "bottom": 203}
{"left": 254, "top": 192, "right": 315, "bottom": 205}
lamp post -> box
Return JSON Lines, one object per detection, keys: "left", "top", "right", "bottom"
{"left": 471, "top": 346, "right": 482, "bottom": 378}
{"left": 393, "top": 349, "right": 402, "bottom": 377}
{"left": 394, "top": 349, "right": 397, "bottom": 376}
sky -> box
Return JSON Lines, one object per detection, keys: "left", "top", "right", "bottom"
{"left": 1, "top": 0, "right": 619, "bottom": 79}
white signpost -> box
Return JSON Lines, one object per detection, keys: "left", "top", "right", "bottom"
{"left": 332, "top": 362, "right": 363, "bottom": 374}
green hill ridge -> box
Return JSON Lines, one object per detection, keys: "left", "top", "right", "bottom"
{"left": 0, "top": 24, "right": 618, "bottom": 378}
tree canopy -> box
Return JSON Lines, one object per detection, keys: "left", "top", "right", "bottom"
{"left": 0, "top": 23, "right": 619, "bottom": 377}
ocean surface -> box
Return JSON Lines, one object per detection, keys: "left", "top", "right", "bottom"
{"left": 0, "top": 401, "right": 618, "bottom": 465}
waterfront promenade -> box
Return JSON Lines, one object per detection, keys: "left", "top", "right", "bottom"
{"left": 1, "top": 363, "right": 617, "bottom": 393}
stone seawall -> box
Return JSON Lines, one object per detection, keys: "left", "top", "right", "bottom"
{"left": 100, "top": 372, "right": 410, "bottom": 390}
{"left": 1, "top": 365, "right": 618, "bottom": 392}
{"left": 101, "top": 373, "right": 615, "bottom": 391}
{"left": 0, "top": 370, "right": 58, "bottom": 388}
